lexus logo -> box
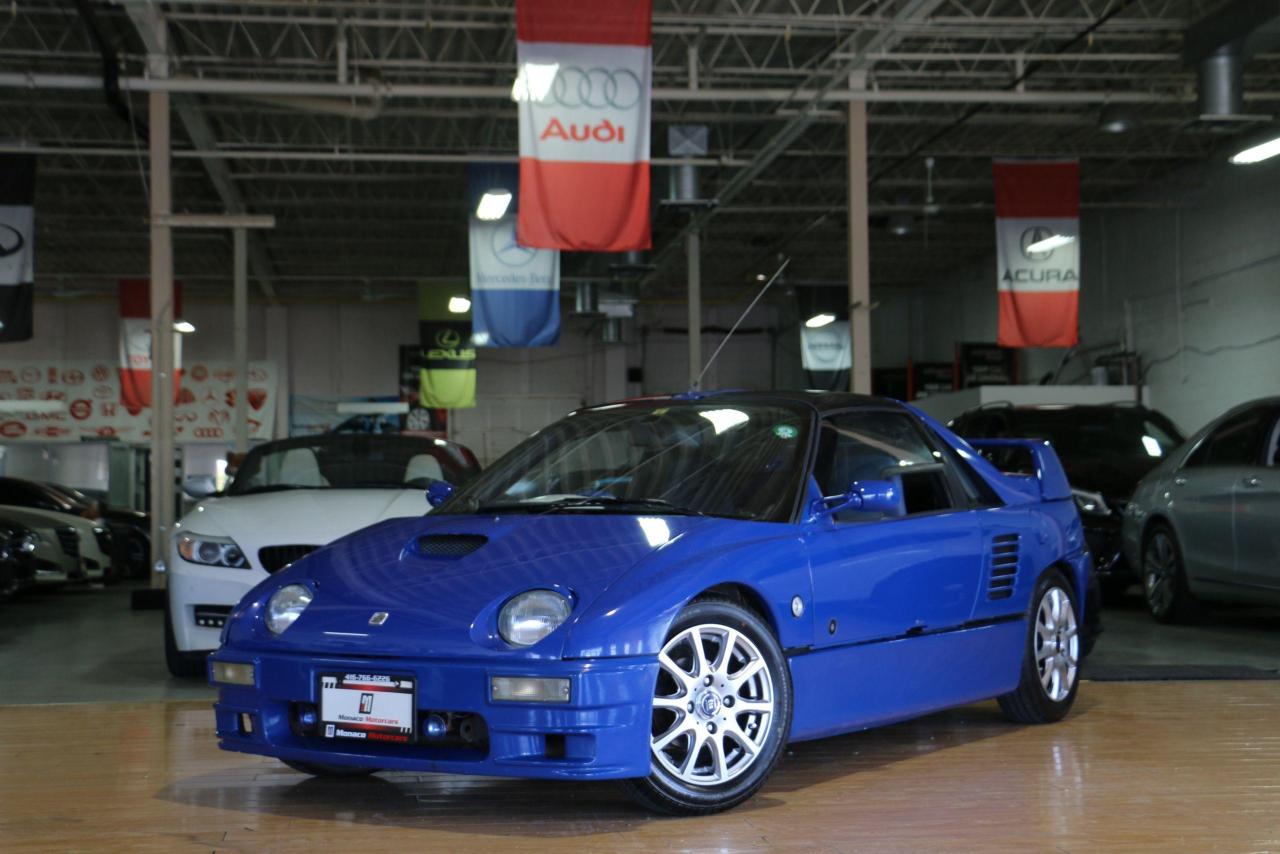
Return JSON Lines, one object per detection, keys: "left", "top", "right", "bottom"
{"left": 434, "top": 328, "right": 461, "bottom": 349}
{"left": 0, "top": 224, "right": 24, "bottom": 259}
{"left": 490, "top": 222, "right": 538, "bottom": 269}
{"left": 543, "top": 67, "right": 642, "bottom": 110}
{"left": 1020, "top": 225, "right": 1056, "bottom": 262}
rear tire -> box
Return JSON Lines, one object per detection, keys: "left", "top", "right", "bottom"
{"left": 1142, "top": 524, "right": 1201, "bottom": 624}
{"left": 281, "top": 759, "right": 379, "bottom": 778}
{"left": 164, "top": 607, "right": 207, "bottom": 678}
{"left": 621, "top": 597, "right": 791, "bottom": 816}
{"left": 999, "top": 570, "right": 1080, "bottom": 725}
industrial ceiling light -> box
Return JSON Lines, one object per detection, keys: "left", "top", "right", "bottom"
{"left": 476, "top": 190, "right": 512, "bottom": 221}
{"left": 511, "top": 62, "right": 559, "bottom": 103}
{"left": 447, "top": 296, "right": 472, "bottom": 313}
{"left": 805, "top": 313, "right": 836, "bottom": 329}
{"left": 1229, "top": 133, "right": 1280, "bottom": 165}
{"left": 1097, "top": 103, "right": 1138, "bottom": 134}
{"left": 174, "top": 320, "right": 196, "bottom": 333}
{"left": 887, "top": 212, "right": 914, "bottom": 237}
{"left": 1025, "top": 233, "right": 1075, "bottom": 254}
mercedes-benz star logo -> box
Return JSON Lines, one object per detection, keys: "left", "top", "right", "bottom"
{"left": 435, "top": 328, "right": 461, "bottom": 349}
{"left": 1020, "top": 225, "right": 1056, "bottom": 262}
{"left": 490, "top": 222, "right": 538, "bottom": 269}
{"left": 0, "top": 224, "right": 24, "bottom": 259}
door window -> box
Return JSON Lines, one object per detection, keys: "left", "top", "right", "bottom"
{"left": 1265, "top": 414, "right": 1280, "bottom": 467}
{"left": 1185, "top": 407, "right": 1271, "bottom": 468}
{"left": 815, "top": 411, "right": 957, "bottom": 520}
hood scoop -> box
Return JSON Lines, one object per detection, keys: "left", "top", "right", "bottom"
{"left": 414, "top": 534, "right": 488, "bottom": 560}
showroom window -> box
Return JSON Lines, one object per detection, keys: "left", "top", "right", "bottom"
{"left": 1185, "top": 406, "right": 1272, "bottom": 468}
{"left": 815, "top": 411, "right": 957, "bottom": 521}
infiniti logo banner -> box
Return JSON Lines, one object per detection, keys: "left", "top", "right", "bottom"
{"left": 0, "top": 206, "right": 34, "bottom": 284}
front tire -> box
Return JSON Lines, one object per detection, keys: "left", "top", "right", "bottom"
{"left": 164, "top": 607, "right": 207, "bottom": 678}
{"left": 999, "top": 570, "right": 1080, "bottom": 724}
{"left": 1142, "top": 524, "right": 1201, "bottom": 624}
{"left": 281, "top": 759, "right": 379, "bottom": 778}
{"left": 621, "top": 597, "right": 792, "bottom": 816}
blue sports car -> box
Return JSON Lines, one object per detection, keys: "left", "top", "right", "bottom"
{"left": 209, "top": 391, "right": 1089, "bottom": 814}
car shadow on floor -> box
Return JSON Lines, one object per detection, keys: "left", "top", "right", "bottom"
{"left": 154, "top": 697, "right": 1084, "bottom": 836}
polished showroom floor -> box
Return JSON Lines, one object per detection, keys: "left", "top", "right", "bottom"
{"left": 2, "top": 584, "right": 1280, "bottom": 851}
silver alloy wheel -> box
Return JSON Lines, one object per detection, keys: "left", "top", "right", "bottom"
{"left": 651, "top": 623, "right": 774, "bottom": 786}
{"left": 1034, "top": 587, "right": 1078, "bottom": 702}
{"left": 1144, "top": 531, "right": 1177, "bottom": 615}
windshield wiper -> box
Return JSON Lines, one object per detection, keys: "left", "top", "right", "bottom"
{"left": 534, "top": 497, "right": 707, "bottom": 516}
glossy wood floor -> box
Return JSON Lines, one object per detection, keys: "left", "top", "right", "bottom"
{"left": 3, "top": 681, "right": 1279, "bottom": 852}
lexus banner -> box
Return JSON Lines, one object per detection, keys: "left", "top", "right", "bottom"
{"left": 994, "top": 160, "right": 1080, "bottom": 348}
{"left": 0, "top": 154, "right": 35, "bottom": 343}
{"left": 118, "top": 279, "right": 184, "bottom": 414}
{"left": 514, "top": 0, "right": 652, "bottom": 251}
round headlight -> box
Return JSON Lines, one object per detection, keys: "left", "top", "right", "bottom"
{"left": 498, "top": 589, "right": 572, "bottom": 647}
{"left": 265, "top": 584, "right": 313, "bottom": 635}
{"left": 17, "top": 532, "right": 39, "bottom": 554}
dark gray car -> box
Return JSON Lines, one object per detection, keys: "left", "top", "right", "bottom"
{"left": 1122, "top": 397, "right": 1280, "bottom": 621}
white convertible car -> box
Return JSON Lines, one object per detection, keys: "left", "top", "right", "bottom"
{"left": 165, "top": 433, "right": 480, "bottom": 676}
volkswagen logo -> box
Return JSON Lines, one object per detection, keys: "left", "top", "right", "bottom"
{"left": 1020, "top": 225, "right": 1056, "bottom": 262}
{"left": 435, "top": 328, "right": 461, "bottom": 349}
{"left": 544, "top": 66, "right": 642, "bottom": 110}
{"left": 490, "top": 222, "right": 538, "bottom": 269}
{"left": 0, "top": 224, "right": 24, "bottom": 259}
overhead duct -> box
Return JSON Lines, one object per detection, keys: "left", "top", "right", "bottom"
{"left": 1197, "top": 42, "right": 1244, "bottom": 119}
{"left": 1183, "top": 0, "right": 1280, "bottom": 127}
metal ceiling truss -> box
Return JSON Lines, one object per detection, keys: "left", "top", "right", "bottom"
{"left": 0, "top": 0, "right": 1272, "bottom": 299}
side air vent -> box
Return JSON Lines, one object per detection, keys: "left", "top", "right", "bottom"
{"left": 259, "top": 544, "right": 319, "bottom": 573}
{"left": 988, "top": 533, "right": 1020, "bottom": 600}
{"left": 416, "top": 534, "right": 488, "bottom": 559}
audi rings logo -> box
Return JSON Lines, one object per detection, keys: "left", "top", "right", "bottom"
{"left": 1020, "top": 225, "right": 1056, "bottom": 262}
{"left": 490, "top": 222, "right": 538, "bottom": 269}
{"left": 545, "top": 67, "right": 642, "bottom": 110}
{"left": 0, "top": 224, "right": 24, "bottom": 259}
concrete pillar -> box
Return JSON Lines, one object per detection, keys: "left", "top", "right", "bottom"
{"left": 687, "top": 230, "right": 702, "bottom": 389}
{"left": 233, "top": 227, "right": 249, "bottom": 454}
{"left": 148, "top": 54, "right": 175, "bottom": 586}
{"left": 847, "top": 94, "right": 872, "bottom": 395}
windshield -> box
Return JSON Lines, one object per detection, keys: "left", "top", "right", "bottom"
{"left": 438, "top": 402, "right": 813, "bottom": 522}
{"left": 1013, "top": 409, "right": 1185, "bottom": 462}
{"left": 227, "top": 435, "right": 478, "bottom": 496}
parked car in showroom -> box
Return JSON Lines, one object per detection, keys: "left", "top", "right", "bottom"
{"left": 0, "top": 520, "right": 38, "bottom": 599}
{"left": 0, "top": 477, "right": 144, "bottom": 579}
{"left": 0, "top": 505, "right": 106, "bottom": 585}
{"left": 950, "top": 402, "right": 1184, "bottom": 598}
{"left": 1123, "top": 396, "right": 1280, "bottom": 622}
{"left": 166, "top": 433, "right": 481, "bottom": 677}
{"left": 209, "top": 391, "right": 1090, "bottom": 815}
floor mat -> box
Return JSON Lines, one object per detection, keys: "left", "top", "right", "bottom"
{"left": 1084, "top": 664, "right": 1280, "bottom": 681}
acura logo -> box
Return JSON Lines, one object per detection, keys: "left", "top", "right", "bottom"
{"left": 490, "top": 221, "right": 538, "bottom": 269}
{"left": 1020, "top": 225, "right": 1056, "bottom": 262}
{"left": 543, "top": 67, "right": 642, "bottom": 110}
{"left": 0, "top": 224, "right": 24, "bottom": 259}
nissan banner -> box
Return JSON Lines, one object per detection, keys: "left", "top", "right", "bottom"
{"left": 994, "top": 160, "right": 1080, "bottom": 348}
{"left": 800, "top": 321, "right": 851, "bottom": 372}
{"left": 514, "top": 0, "right": 652, "bottom": 251}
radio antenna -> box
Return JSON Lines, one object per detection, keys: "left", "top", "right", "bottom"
{"left": 692, "top": 256, "right": 791, "bottom": 391}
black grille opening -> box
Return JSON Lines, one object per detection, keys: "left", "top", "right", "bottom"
{"left": 415, "top": 534, "right": 487, "bottom": 559}
{"left": 258, "top": 544, "right": 319, "bottom": 573}
{"left": 988, "top": 533, "right": 1020, "bottom": 600}
{"left": 194, "top": 604, "right": 233, "bottom": 628}
{"left": 55, "top": 527, "right": 80, "bottom": 558}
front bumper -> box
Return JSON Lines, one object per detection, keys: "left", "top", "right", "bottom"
{"left": 168, "top": 553, "right": 267, "bottom": 652}
{"left": 210, "top": 649, "right": 657, "bottom": 781}
{"left": 1083, "top": 517, "right": 1132, "bottom": 582}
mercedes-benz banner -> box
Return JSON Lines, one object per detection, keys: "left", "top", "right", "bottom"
{"left": 469, "top": 215, "right": 560, "bottom": 348}
{"left": 514, "top": 0, "right": 652, "bottom": 251}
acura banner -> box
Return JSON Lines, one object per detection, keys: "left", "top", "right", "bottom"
{"left": 994, "top": 160, "right": 1080, "bottom": 348}
{"left": 514, "top": 0, "right": 652, "bottom": 251}
{"left": 0, "top": 154, "right": 35, "bottom": 343}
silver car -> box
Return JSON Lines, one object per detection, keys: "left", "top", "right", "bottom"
{"left": 1122, "top": 396, "right": 1280, "bottom": 621}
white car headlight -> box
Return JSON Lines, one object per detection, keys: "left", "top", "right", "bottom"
{"left": 1071, "top": 488, "right": 1112, "bottom": 517}
{"left": 265, "top": 584, "right": 313, "bottom": 635}
{"left": 177, "top": 532, "right": 249, "bottom": 568}
{"left": 498, "top": 590, "right": 572, "bottom": 647}
{"left": 16, "top": 532, "right": 39, "bottom": 554}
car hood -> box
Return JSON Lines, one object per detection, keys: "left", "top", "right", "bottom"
{"left": 178, "top": 489, "right": 429, "bottom": 568}
{"left": 229, "top": 512, "right": 713, "bottom": 659}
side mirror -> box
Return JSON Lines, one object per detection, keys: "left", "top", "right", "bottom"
{"left": 426, "top": 480, "right": 455, "bottom": 508}
{"left": 182, "top": 475, "right": 218, "bottom": 500}
{"left": 811, "top": 479, "right": 903, "bottom": 521}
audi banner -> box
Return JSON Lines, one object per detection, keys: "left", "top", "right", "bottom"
{"left": 514, "top": 0, "right": 652, "bottom": 251}
{"left": 118, "top": 279, "right": 184, "bottom": 413}
{"left": 994, "top": 160, "right": 1080, "bottom": 348}
{"left": 0, "top": 154, "right": 35, "bottom": 343}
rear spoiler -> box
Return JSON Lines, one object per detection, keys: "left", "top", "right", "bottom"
{"left": 965, "top": 439, "right": 1073, "bottom": 502}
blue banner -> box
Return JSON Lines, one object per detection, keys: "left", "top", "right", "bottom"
{"left": 468, "top": 215, "right": 560, "bottom": 348}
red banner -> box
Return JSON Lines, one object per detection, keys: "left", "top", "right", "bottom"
{"left": 515, "top": 0, "right": 652, "bottom": 251}
{"left": 994, "top": 160, "right": 1080, "bottom": 348}
{"left": 118, "top": 279, "right": 184, "bottom": 413}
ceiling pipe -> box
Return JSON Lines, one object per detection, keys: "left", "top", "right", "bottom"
{"left": 1184, "top": 0, "right": 1280, "bottom": 121}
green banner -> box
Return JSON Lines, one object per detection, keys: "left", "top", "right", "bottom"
{"left": 417, "top": 283, "right": 476, "bottom": 408}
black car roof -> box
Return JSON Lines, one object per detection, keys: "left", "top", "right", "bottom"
{"left": 616, "top": 389, "right": 903, "bottom": 415}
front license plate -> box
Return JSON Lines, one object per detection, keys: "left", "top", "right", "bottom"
{"left": 318, "top": 673, "right": 415, "bottom": 744}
